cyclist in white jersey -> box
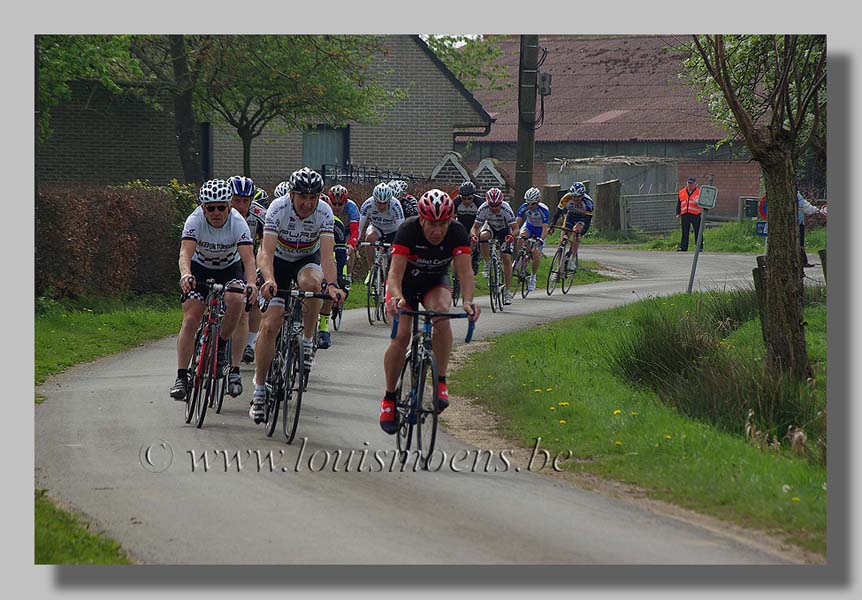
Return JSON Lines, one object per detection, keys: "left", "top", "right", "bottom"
{"left": 358, "top": 182, "right": 405, "bottom": 281}
{"left": 514, "top": 187, "right": 550, "bottom": 293}
{"left": 470, "top": 187, "right": 518, "bottom": 304}
{"left": 170, "top": 179, "right": 258, "bottom": 400}
{"left": 250, "top": 167, "right": 345, "bottom": 424}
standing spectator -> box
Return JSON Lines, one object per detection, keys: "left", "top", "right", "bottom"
{"left": 797, "top": 191, "right": 826, "bottom": 268}
{"left": 676, "top": 177, "right": 702, "bottom": 252}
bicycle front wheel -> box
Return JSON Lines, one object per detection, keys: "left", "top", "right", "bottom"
{"left": 488, "top": 258, "right": 499, "bottom": 313}
{"left": 185, "top": 326, "right": 204, "bottom": 424}
{"left": 214, "top": 339, "right": 230, "bottom": 413}
{"left": 395, "top": 349, "right": 414, "bottom": 461}
{"left": 282, "top": 334, "right": 304, "bottom": 444}
{"left": 264, "top": 330, "right": 286, "bottom": 438}
{"left": 520, "top": 263, "right": 530, "bottom": 298}
{"left": 366, "top": 265, "right": 378, "bottom": 325}
{"left": 451, "top": 273, "right": 461, "bottom": 307}
{"left": 332, "top": 305, "right": 342, "bottom": 331}
{"left": 195, "top": 324, "right": 217, "bottom": 428}
{"left": 547, "top": 247, "right": 563, "bottom": 295}
{"left": 415, "top": 352, "right": 440, "bottom": 470}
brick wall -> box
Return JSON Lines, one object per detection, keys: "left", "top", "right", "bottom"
{"left": 677, "top": 161, "right": 762, "bottom": 218}
{"left": 211, "top": 36, "right": 489, "bottom": 184}
{"left": 37, "top": 82, "right": 185, "bottom": 185}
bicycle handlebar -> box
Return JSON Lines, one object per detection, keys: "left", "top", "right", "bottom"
{"left": 390, "top": 310, "right": 475, "bottom": 343}
{"left": 259, "top": 287, "right": 334, "bottom": 313}
{"left": 359, "top": 241, "right": 392, "bottom": 247}
{"left": 180, "top": 278, "right": 254, "bottom": 308}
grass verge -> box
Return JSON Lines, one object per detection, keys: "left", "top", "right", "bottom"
{"left": 449, "top": 290, "right": 827, "bottom": 555}
{"left": 35, "top": 489, "right": 132, "bottom": 564}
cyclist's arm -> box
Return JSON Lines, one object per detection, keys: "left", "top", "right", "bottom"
{"left": 508, "top": 221, "right": 519, "bottom": 237}
{"left": 258, "top": 233, "right": 277, "bottom": 289}
{"left": 178, "top": 240, "right": 196, "bottom": 287}
{"left": 386, "top": 253, "right": 408, "bottom": 303}
{"left": 470, "top": 219, "right": 483, "bottom": 239}
{"left": 237, "top": 244, "right": 257, "bottom": 294}
{"left": 319, "top": 234, "right": 339, "bottom": 291}
{"left": 541, "top": 223, "right": 549, "bottom": 240}
{"left": 347, "top": 221, "right": 359, "bottom": 248}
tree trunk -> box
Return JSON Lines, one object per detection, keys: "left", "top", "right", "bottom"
{"left": 759, "top": 138, "right": 812, "bottom": 380}
{"left": 240, "top": 130, "right": 253, "bottom": 178}
{"left": 169, "top": 36, "right": 203, "bottom": 185}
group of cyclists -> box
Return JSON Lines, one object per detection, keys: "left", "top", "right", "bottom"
{"left": 169, "top": 165, "right": 593, "bottom": 434}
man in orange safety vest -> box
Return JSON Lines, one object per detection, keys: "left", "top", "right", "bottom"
{"left": 676, "top": 176, "right": 702, "bottom": 251}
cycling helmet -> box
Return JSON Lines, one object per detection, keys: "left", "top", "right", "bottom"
{"left": 329, "top": 184, "right": 349, "bottom": 205}
{"left": 486, "top": 187, "right": 504, "bottom": 207}
{"left": 274, "top": 181, "right": 290, "bottom": 198}
{"left": 458, "top": 180, "right": 476, "bottom": 197}
{"left": 252, "top": 187, "right": 270, "bottom": 205}
{"left": 569, "top": 181, "right": 586, "bottom": 196}
{"left": 524, "top": 187, "right": 542, "bottom": 204}
{"left": 228, "top": 175, "right": 255, "bottom": 197}
{"left": 199, "top": 179, "right": 232, "bottom": 204}
{"left": 418, "top": 189, "right": 455, "bottom": 221}
{"left": 372, "top": 182, "right": 394, "bottom": 204}
{"left": 289, "top": 167, "right": 324, "bottom": 195}
{"left": 387, "top": 180, "right": 405, "bottom": 198}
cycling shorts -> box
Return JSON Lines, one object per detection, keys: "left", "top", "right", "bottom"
{"left": 187, "top": 261, "right": 245, "bottom": 303}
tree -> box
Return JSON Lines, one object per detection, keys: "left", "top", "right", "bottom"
{"left": 195, "top": 35, "right": 403, "bottom": 177}
{"left": 679, "top": 35, "right": 826, "bottom": 380}
{"left": 424, "top": 35, "right": 511, "bottom": 93}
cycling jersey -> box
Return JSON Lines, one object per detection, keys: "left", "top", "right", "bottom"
{"left": 263, "top": 197, "right": 335, "bottom": 262}
{"left": 182, "top": 206, "right": 253, "bottom": 269}
{"left": 332, "top": 199, "right": 360, "bottom": 247}
{"left": 474, "top": 201, "right": 517, "bottom": 231}
{"left": 398, "top": 194, "right": 419, "bottom": 219}
{"left": 391, "top": 217, "right": 471, "bottom": 276}
{"left": 516, "top": 202, "right": 550, "bottom": 228}
{"left": 557, "top": 193, "right": 594, "bottom": 218}
{"left": 358, "top": 197, "right": 405, "bottom": 236}
{"left": 247, "top": 200, "right": 268, "bottom": 243}
{"left": 333, "top": 215, "right": 349, "bottom": 247}
{"left": 453, "top": 195, "right": 480, "bottom": 230}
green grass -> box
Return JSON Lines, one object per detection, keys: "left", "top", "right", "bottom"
{"left": 449, "top": 292, "right": 827, "bottom": 555}
{"left": 35, "top": 293, "right": 183, "bottom": 386}
{"left": 35, "top": 489, "right": 132, "bottom": 564}
{"left": 640, "top": 221, "right": 827, "bottom": 254}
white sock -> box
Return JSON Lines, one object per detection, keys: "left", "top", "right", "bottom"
{"left": 303, "top": 336, "right": 314, "bottom": 345}
{"left": 247, "top": 331, "right": 259, "bottom": 347}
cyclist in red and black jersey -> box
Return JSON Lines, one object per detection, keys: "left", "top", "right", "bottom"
{"left": 378, "top": 189, "right": 481, "bottom": 434}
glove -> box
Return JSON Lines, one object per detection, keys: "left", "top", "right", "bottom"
{"left": 470, "top": 234, "right": 479, "bottom": 244}
{"left": 504, "top": 234, "right": 515, "bottom": 243}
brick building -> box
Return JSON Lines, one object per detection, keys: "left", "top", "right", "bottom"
{"left": 37, "top": 36, "right": 493, "bottom": 190}
{"left": 456, "top": 35, "right": 762, "bottom": 218}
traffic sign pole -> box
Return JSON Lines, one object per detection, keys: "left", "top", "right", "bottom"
{"left": 687, "top": 175, "right": 715, "bottom": 294}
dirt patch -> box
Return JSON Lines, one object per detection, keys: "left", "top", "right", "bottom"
{"left": 442, "top": 344, "right": 825, "bottom": 565}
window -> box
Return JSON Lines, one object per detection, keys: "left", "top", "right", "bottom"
{"left": 302, "top": 125, "right": 348, "bottom": 172}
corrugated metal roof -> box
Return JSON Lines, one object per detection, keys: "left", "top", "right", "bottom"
{"left": 458, "top": 35, "right": 728, "bottom": 144}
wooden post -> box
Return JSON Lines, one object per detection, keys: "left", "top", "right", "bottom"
{"left": 818, "top": 248, "right": 827, "bottom": 282}
{"left": 753, "top": 255, "right": 768, "bottom": 346}
{"left": 595, "top": 179, "right": 621, "bottom": 231}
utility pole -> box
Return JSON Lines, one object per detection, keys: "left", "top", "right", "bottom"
{"left": 515, "top": 35, "right": 539, "bottom": 208}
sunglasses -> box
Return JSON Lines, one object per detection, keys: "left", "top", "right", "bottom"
{"left": 206, "top": 204, "right": 229, "bottom": 213}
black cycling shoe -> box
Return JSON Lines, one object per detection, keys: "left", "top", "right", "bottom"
{"left": 241, "top": 344, "right": 255, "bottom": 364}
{"left": 170, "top": 375, "right": 188, "bottom": 400}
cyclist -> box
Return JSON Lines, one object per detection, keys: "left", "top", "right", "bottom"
{"left": 250, "top": 167, "right": 344, "bottom": 424}
{"left": 551, "top": 181, "right": 594, "bottom": 272}
{"left": 273, "top": 181, "right": 290, "bottom": 201}
{"left": 470, "top": 187, "right": 518, "bottom": 305}
{"left": 239, "top": 185, "right": 272, "bottom": 365}
{"left": 359, "top": 182, "right": 405, "bottom": 283}
{"left": 170, "top": 179, "right": 258, "bottom": 400}
{"left": 379, "top": 189, "right": 480, "bottom": 434}
{"left": 514, "top": 187, "right": 550, "bottom": 293}
{"left": 252, "top": 186, "right": 271, "bottom": 208}
{"left": 317, "top": 185, "right": 359, "bottom": 348}
{"left": 452, "top": 180, "right": 481, "bottom": 276}
{"left": 389, "top": 180, "right": 418, "bottom": 219}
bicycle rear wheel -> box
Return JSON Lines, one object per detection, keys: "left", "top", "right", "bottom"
{"left": 332, "top": 305, "right": 342, "bottom": 331}
{"left": 378, "top": 266, "right": 389, "bottom": 325}
{"left": 395, "top": 350, "right": 414, "bottom": 460}
{"left": 520, "top": 260, "right": 530, "bottom": 298}
{"left": 282, "top": 334, "right": 304, "bottom": 443}
{"left": 561, "top": 250, "right": 578, "bottom": 294}
{"left": 415, "top": 352, "right": 440, "bottom": 470}
{"left": 547, "top": 247, "right": 563, "bottom": 295}
{"left": 451, "top": 272, "right": 461, "bottom": 307}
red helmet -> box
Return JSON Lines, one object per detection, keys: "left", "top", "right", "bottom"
{"left": 328, "top": 185, "right": 348, "bottom": 205}
{"left": 418, "top": 189, "right": 455, "bottom": 221}
{"left": 486, "top": 187, "right": 504, "bottom": 207}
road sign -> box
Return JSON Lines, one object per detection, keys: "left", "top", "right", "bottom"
{"left": 697, "top": 185, "right": 718, "bottom": 210}
{"left": 758, "top": 195, "right": 768, "bottom": 220}
{"left": 755, "top": 221, "right": 768, "bottom": 236}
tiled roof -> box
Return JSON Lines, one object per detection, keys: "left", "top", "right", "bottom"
{"left": 459, "top": 35, "right": 728, "bottom": 144}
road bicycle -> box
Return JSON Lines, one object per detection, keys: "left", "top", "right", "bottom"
{"left": 451, "top": 239, "right": 478, "bottom": 308}
{"left": 512, "top": 236, "right": 542, "bottom": 299}
{"left": 390, "top": 309, "right": 475, "bottom": 469}
{"left": 546, "top": 225, "right": 579, "bottom": 295}
{"left": 259, "top": 284, "right": 332, "bottom": 443}
{"left": 360, "top": 241, "right": 392, "bottom": 325}
{"left": 181, "top": 279, "right": 252, "bottom": 428}
{"left": 479, "top": 238, "right": 506, "bottom": 313}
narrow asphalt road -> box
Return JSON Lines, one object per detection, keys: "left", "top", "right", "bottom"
{"left": 35, "top": 248, "right": 825, "bottom": 564}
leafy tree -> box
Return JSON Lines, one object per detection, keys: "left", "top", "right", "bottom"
{"left": 195, "top": 35, "right": 403, "bottom": 176}
{"left": 36, "top": 35, "right": 141, "bottom": 143}
{"left": 424, "top": 35, "right": 511, "bottom": 93}
{"left": 679, "top": 35, "right": 826, "bottom": 380}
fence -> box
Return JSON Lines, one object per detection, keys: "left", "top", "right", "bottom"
{"left": 620, "top": 193, "right": 678, "bottom": 233}
{"left": 321, "top": 163, "right": 425, "bottom": 187}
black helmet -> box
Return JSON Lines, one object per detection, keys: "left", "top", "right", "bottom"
{"left": 288, "top": 167, "right": 324, "bottom": 195}
{"left": 458, "top": 180, "right": 476, "bottom": 197}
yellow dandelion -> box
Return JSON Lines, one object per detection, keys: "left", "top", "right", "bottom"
{"left": 559, "top": 420, "right": 567, "bottom": 425}
{"left": 613, "top": 409, "right": 622, "bottom": 415}
{"left": 791, "top": 497, "right": 801, "bottom": 502}
{"left": 549, "top": 406, "right": 556, "bottom": 411}
{"left": 630, "top": 411, "right": 638, "bottom": 416}
{"left": 614, "top": 441, "right": 623, "bottom": 446}
{"left": 546, "top": 387, "right": 553, "bottom": 392}
{"left": 558, "top": 401, "right": 569, "bottom": 407}
{"left": 534, "top": 389, "right": 542, "bottom": 393}
{"left": 664, "top": 434, "right": 672, "bottom": 440}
